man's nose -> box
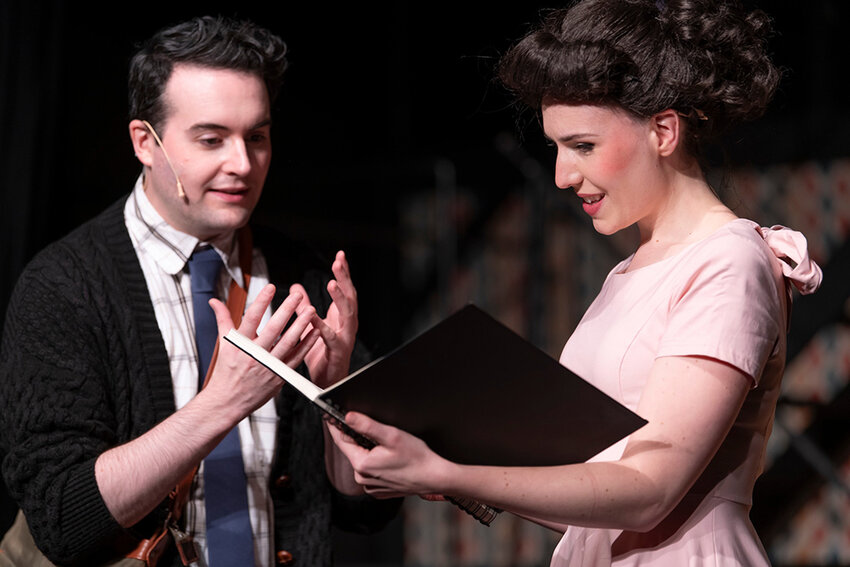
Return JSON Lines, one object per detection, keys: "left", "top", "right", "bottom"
{"left": 223, "top": 139, "right": 251, "bottom": 176}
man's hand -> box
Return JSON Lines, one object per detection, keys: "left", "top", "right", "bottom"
{"left": 95, "top": 284, "right": 320, "bottom": 528}
{"left": 292, "top": 250, "right": 359, "bottom": 388}
{"left": 207, "top": 284, "right": 320, "bottom": 420}
{"left": 290, "top": 251, "right": 367, "bottom": 494}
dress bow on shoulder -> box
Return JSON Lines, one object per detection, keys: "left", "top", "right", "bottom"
{"left": 757, "top": 225, "right": 823, "bottom": 295}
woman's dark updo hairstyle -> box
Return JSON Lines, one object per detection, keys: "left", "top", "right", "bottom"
{"left": 499, "top": 0, "right": 780, "bottom": 156}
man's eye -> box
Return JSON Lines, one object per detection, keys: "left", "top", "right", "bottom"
{"left": 200, "top": 137, "right": 222, "bottom": 146}
{"left": 248, "top": 133, "right": 268, "bottom": 143}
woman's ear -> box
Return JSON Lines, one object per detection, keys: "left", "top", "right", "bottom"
{"left": 650, "top": 109, "right": 681, "bottom": 157}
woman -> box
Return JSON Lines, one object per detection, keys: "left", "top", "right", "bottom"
{"left": 330, "top": 0, "right": 823, "bottom": 564}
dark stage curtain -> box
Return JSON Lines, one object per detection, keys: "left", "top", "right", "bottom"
{"left": 0, "top": 0, "right": 71, "bottom": 533}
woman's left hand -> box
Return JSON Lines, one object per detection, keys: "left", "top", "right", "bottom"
{"left": 328, "top": 411, "right": 453, "bottom": 499}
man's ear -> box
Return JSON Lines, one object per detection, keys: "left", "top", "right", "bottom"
{"left": 129, "top": 119, "right": 154, "bottom": 167}
{"left": 650, "top": 109, "right": 681, "bottom": 157}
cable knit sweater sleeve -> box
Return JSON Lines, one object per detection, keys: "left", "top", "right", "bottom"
{"left": 0, "top": 200, "right": 175, "bottom": 564}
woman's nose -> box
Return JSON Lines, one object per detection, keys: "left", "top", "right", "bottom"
{"left": 554, "top": 154, "right": 582, "bottom": 190}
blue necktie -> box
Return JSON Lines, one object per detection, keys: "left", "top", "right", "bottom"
{"left": 188, "top": 247, "right": 255, "bottom": 566}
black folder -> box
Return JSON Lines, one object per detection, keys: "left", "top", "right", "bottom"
{"left": 225, "top": 304, "right": 646, "bottom": 467}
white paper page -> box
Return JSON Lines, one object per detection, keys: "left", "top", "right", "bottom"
{"left": 223, "top": 329, "right": 324, "bottom": 401}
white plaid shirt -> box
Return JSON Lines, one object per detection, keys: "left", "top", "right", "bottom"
{"left": 124, "top": 176, "right": 278, "bottom": 566}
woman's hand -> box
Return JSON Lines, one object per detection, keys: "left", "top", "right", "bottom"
{"left": 328, "top": 411, "right": 454, "bottom": 499}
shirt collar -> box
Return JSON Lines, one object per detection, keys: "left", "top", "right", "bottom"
{"left": 126, "top": 175, "right": 245, "bottom": 286}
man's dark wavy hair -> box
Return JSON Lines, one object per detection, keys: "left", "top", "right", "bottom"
{"left": 128, "top": 16, "right": 289, "bottom": 131}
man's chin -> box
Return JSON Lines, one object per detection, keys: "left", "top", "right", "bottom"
{"left": 191, "top": 210, "right": 253, "bottom": 241}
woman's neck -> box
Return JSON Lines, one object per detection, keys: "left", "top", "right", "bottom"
{"left": 629, "top": 169, "right": 737, "bottom": 271}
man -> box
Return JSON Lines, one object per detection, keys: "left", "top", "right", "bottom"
{"left": 0, "top": 16, "right": 398, "bottom": 566}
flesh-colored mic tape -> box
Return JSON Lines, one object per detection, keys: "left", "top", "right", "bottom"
{"left": 141, "top": 120, "right": 186, "bottom": 199}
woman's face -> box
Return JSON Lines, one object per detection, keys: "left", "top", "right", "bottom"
{"left": 541, "top": 103, "right": 667, "bottom": 236}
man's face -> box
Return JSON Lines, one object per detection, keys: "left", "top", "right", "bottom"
{"left": 139, "top": 64, "right": 272, "bottom": 240}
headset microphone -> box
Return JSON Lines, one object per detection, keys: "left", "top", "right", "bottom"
{"left": 141, "top": 120, "right": 186, "bottom": 199}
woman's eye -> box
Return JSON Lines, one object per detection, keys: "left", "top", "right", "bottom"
{"left": 575, "top": 142, "right": 594, "bottom": 153}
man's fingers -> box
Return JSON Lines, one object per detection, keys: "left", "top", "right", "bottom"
{"left": 309, "top": 312, "right": 338, "bottom": 346}
{"left": 330, "top": 251, "right": 358, "bottom": 314}
{"left": 282, "top": 327, "right": 320, "bottom": 368}
{"left": 326, "top": 280, "right": 356, "bottom": 323}
{"left": 308, "top": 299, "right": 356, "bottom": 349}
{"left": 210, "top": 298, "right": 235, "bottom": 336}
{"left": 332, "top": 250, "right": 352, "bottom": 285}
{"left": 289, "top": 283, "right": 310, "bottom": 305}
{"left": 239, "top": 284, "right": 276, "bottom": 336}
{"left": 256, "top": 291, "right": 302, "bottom": 348}
{"left": 269, "top": 304, "right": 316, "bottom": 358}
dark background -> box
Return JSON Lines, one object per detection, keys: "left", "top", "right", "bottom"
{"left": 2, "top": 1, "right": 849, "bottom": 564}
{"left": 3, "top": 1, "right": 849, "bottom": 348}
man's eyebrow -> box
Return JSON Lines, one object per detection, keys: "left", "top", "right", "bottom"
{"left": 188, "top": 118, "right": 273, "bottom": 132}
{"left": 251, "top": 118, "right": 273, "bottom": 130}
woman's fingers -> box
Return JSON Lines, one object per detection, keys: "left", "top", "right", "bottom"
{"left": 327, "top": 420, "right": 368, "bottom": 456}
{"left": 419, "top": 494, "right": 446, "bottom": 502}
{"left": 356, "top": 485, "right": 406, "bottom": 499}
{"left": 344, "top": 412, "right": 399, "bottom": 446}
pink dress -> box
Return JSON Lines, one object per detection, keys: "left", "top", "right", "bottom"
{"left": 551, "top": 219, "right": 822, "bottom": 567}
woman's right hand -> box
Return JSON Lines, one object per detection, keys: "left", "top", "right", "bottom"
{"left": 328, "top": 411, "right": 454, "bottom": 499}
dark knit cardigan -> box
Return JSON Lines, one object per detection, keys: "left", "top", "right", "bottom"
{"left": 0, "top": 197, "right": 399, "bottom": 566}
